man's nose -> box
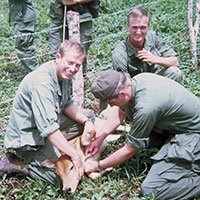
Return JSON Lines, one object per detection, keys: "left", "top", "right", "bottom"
{"left": 135, "top": 28, "right": 142, "bottom": 33}
{"left": 70, "top": 64, "right": 76, "bottom": 72}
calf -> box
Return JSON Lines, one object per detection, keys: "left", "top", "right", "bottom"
{"left": 42, "top": 118, "right": 111, "bottom": 195}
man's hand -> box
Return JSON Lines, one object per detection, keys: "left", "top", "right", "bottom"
{"left": 85, "top": 134, "right": 105, "bottom": 157}
{"left": 137, "top": 49, "right": 158, "bottom": 64}
{"left": 83, "top": 159, "right": 99, "bottom": 174}
{"left": 71, "top": 156, "right": 84, "bottom": 180}
{"left": 62, "top": 0, "right": 78, "bottom": 6}
{"left": 83, "top": 120, "right": 96, "bottom": 140}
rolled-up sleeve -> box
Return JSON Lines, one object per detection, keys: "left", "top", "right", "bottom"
{"left": 127, "top": 106, "right": 157, "bottom": 149}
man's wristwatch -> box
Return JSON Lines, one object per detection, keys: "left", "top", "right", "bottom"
{"left": 97, "top": 160, "right": 103, "bottom": 171}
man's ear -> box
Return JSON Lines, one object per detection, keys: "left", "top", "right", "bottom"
{"left": 118, "top": 90, "right": 126, "bottom": 97}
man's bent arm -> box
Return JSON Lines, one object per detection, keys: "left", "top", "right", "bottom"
{"left": 138, "top": 49, "right": 179, "bottom": 67}
{"left": 48, "top": 129, "right": 80, "bottom": 159}
{"left": 100, "top": 144, "right": 138, "bottom": 169}
{"left": 63, "top": 104, "right": 88, "bottom": 124}
{"left": 152, "top": 56, "right": 179, "bottom": 67}
{"left": 85, "top": 106, "right": 126, "bottom": 156}
{"left": 84, "top": 144, "right": 138, "bottom": 173}
{"left": 48, "top": 129, "right": 84, "bottom": 179}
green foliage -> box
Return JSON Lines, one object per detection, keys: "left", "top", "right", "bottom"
{"left": 0, "top": 0, "right": 200, "bottom": 199}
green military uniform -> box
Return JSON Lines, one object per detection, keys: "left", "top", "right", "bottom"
{"left": 4, "top": 61, "right": 95, "bottom": 185}
{"left": 49, "top": 0, "right": 98, "bottom": 74}
{"left": 125, "top": 73, "right": 200, "bottom": 199}
{"left": 112, "top": 31, "right": 182, "bottom": 82}
{"left": 9, "top": 0, "right": 39, "bottom": 73}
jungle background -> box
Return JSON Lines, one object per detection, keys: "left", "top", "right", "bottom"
{"left": 0, "top": 0, "right": 200, "bottom": 199}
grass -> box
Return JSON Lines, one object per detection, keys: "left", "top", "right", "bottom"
{"left": 0, "top": 0, "right": 200, "bottom": 199}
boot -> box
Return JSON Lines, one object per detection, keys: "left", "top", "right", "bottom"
{"left": 0, "top": 152, "right": 29, "bottom": 177}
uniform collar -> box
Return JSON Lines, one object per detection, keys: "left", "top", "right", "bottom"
{"left": 126, "top": 32, "right": 153, "bottom": 57}
{"left": 126, "top": 79, "right": 136, "bottom": 108}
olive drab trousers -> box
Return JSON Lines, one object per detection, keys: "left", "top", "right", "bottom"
{"left": 9, "top": 0, "right": 39, "bottom": 73}
{"left": 141, "top": 133, "right": 200, "bottom": 199}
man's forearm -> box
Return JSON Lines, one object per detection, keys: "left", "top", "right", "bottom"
{"left": 156, "top": 56, "right": 179, "bottom": 67}
{"left": 48, "top": 129, "right": 79, "bottom": 160}
{"left": 63, "top": 104, "right": 88, "bottom": 125}
{"left": 99, "top": 144, "right": 138, "bottom": 169}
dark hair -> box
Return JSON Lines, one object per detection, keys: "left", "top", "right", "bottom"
{"left": 110, "top": 73, "right": 131, "bottom": 99}
{"left": 58, "top": 40, "right": 84, "bottom": 58}
{"left": 128, "top": 7, "right": 150, "bottom": 24}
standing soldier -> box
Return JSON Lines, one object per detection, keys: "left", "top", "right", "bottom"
{"left": 9, "top": 0, "right": 39, "bottom": 73}
{"left": 49, "top": 0, "right": 99, "bottom": 76}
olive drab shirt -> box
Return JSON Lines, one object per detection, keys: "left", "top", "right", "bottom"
{"left": 126, "top": 73, "right": 200, "bottom": 149}
{"left": 4, "top": 61, "right": 73, "bottom": 149}
{"left": 125, "top": 73, "right": 200, "bottom": 169}
{"left": 112, "top": 31, "right": 177, "bottom": 78}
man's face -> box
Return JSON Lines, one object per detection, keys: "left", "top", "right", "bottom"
{"left": 56, "top": 49, "right": 84, "bottom": 81}
{"left": 127, "top": 16, "right": 149, "bottom": 47}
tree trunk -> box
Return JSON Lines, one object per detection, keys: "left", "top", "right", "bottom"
{"left": 67, "top": 11, "right": 84, "bottom": 107}
{"left": 187, "top": 0, "right": 200, "bottom": 66}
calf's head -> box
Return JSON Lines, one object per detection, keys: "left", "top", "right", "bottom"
{"left": 42, "top": 154, "right": 80, "bottom": 195}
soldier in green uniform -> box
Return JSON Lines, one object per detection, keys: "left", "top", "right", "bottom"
{"left": 9, "top": 0, "right": 39, "bottom": 73}
{"left": 112, "top": 7, "right": 182, "bottom": 82}
{"left": 0, "top": 40, "right": 96, "bottom": 188}
{"left": 84, "top": 69, "right": 200, "bottom": 199}
{"left": 49, "top": 0, "right": 99, "bottom": 75}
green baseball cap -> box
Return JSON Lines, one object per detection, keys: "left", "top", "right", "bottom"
{"left": 91, "top": 69, "right": 120, "bottom": 110}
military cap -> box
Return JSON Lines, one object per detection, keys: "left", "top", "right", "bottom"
{"left": 91, "top": 69, "right": 120, "bottom": 110}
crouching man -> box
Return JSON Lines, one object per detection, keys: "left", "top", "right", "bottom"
{"left": 84, "top": 69, "right": 200, "bottom": 200}
{"left": 1, "top": 40, "right": 95, "bottom": 186}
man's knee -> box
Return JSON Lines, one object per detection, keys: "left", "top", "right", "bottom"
{"left": 165, "top": 66, "right": 182, "bottom": 83}
{"left": 141, "top": 180, "right": 156, "bottom": 197}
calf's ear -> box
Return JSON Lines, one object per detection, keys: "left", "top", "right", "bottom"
{"left": 41, "top": 159, "right": 56, "bottom": 169}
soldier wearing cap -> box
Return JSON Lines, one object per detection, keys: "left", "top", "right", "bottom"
{"left": 112, "top": 7, "right": 182, "bottom": 82}
{"left": 84, "top": 69, "right": 200, "bottom": 199}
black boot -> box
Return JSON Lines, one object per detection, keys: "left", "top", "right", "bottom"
{"left": 0, "top": 152, "right": 29, "bottom": 177}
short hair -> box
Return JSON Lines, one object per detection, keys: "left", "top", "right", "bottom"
{"left": 58, "top": 40, "right": 85, "bottom": 58}
{"left": 128, "top": 7, "right": 150, "bottom": 24}
{"left": 110, "top": 73, "right": 131, "bottom": 99}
